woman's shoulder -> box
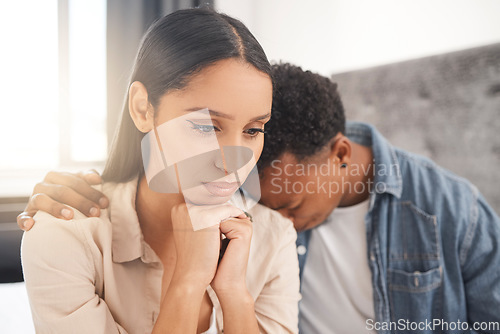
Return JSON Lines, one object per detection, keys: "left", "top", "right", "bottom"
{"left": 21, "top": 181, "right": 120, "bottom": 259}
{"left": 21, "top": 180, "right": 138, "bottom": 293}
{"left": 24, "top": 179, "right": 136, "bottom": 244}
{"left": 22, "top": 209, "right": 112, "bottom": 258}
{"left": 20, "top": 211, "right": 111, "bottom": 288}
{"left": 247, "top": 203, "right": 296, "bottom": 244}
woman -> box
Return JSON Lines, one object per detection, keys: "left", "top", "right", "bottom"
{"left": 21, "top": 8, "right": 300, "bottom": 334}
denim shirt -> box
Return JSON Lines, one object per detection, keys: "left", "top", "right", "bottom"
{"left": 297, "top": 122, "right": 500, "bottom": 334}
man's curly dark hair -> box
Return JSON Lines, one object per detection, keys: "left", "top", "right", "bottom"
{"left": 258, "top": 63, "right": 346, "bottom": 171}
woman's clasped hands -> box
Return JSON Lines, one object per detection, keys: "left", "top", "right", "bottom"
{"left": 170, "top": 203, "right": 253, "bottom": 296}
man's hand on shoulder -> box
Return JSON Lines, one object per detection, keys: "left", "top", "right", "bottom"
{"left": 17, "top": 170, "right": 108, "bottom": 231}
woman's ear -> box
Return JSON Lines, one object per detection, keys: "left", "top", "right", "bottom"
{"left": 329, "top": 134, "right": 351, "bottom": 167}
{"left": 129, "top": 81, "right": 154, "bottom": 133}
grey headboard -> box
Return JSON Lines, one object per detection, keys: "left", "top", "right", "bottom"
{"left": 332, "top": 43, "right": 500, "bottom": 215}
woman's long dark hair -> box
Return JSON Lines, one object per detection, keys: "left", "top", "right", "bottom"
{"left": 102, "top": 8, "right": 271, "bottom": 182}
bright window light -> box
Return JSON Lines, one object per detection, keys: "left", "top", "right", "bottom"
{"left": 68, "top": 0, "right": 107, "bottom": 162}
{"left": 0, "top": 0, "right": 107, "bottom": 196}
{"left": 0, "top": 1, "right": 59, "bottom": 171}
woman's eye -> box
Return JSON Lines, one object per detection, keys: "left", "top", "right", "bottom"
{"left": 244, "top": 128, "right": 266, "bottom": 137}
{"left": 187, "top": 120, "right": 220, "bottom": 134}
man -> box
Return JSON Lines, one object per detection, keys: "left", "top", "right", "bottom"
{"left": 19, "top": 63, "right": 500, "bottom": 333}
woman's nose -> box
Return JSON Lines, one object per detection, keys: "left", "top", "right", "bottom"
{"left": 217, "top": 130, "right": 243, "bottom": 148}
{"left": 214, "top": 152, "right": 227, "bottom": 173}
{"left": 213, "top": 133, "right": 239, "bottom": 174}
{"left": 214, "top": 133, "right": 252, "bottom": 173}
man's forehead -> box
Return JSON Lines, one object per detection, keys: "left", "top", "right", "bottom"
{"left": 259, "top": 154, "right": 301, "bottom": 209}
{"left": 260, "top": 153, "right": 299, "bottom": 177}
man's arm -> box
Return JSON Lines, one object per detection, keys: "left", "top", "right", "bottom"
{"left": 17, "top": 170, "right": 108, "bottom": 230}
{"left": 461, "top": 193, "right": 500, "bottom": 333}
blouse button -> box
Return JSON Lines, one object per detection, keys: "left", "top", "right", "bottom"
{"left": 297, "top": 245, "right": 307, "bottom": 255}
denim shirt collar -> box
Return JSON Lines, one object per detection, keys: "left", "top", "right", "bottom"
{"left": 346, "top": 121, "right": 403, "bottom": 199}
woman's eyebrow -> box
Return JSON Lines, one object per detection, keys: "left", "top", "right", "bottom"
{"left": 250, "top": 112, "right": 271, "bottom": 122}
{"left": 185, "top": 107, "right": 234, "bottom": 120}
{"left": 185, "top": 107, "right": 271, "bottom": 122}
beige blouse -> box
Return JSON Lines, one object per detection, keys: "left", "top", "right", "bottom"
{"left": 21, "top": 179, "right": 300, "bottom": 334}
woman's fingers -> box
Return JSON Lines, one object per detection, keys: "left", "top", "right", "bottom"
{"left": 211, "top": 217, "right": 253, "bottom": 293}
{"left": 44, "top": 171, "right": 108, "bottom": 208}
{"left": 186, "top": 204, "right": 245, "bottom": 230}
{"left": 219, "top": 217, "right": 253, "bottom": 240}
{"left": 170, "top": 203, "right": 221, "bottom": 287}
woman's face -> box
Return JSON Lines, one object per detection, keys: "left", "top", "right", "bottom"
{"left": 147, "top": 58, "right": 272, "bottom": 205}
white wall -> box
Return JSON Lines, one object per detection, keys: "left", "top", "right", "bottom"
{"left": 216, "top": 0, "right": 500, "bottom": 76}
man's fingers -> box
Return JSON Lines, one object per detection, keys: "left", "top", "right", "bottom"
{"left": 79, "top": 169, "right": 104, "bottom": 186}
{"left": 29, "top": 185, "right": 101, "bottom": 218}
{"left": 43, "top": 171, "right": 108, "bottom": 208}
{"left": 17, "top": 212, "right": 36, "bottom": 231}
{"left": 25, "top": 193, "right": 76, "bottom": 219}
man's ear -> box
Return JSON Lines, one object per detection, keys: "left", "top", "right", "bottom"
{"left": 129, "top": 81, "right": 154, "bottom": 133}
{"left": 329, "top": 133, "right": 351, "bottom": 167}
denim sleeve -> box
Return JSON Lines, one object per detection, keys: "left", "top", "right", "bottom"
{"left": 461, "top": 193, "right": 500, "bottom": 333}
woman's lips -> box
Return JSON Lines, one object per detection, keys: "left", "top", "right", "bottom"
{"left": 203, "top": 181, "right": 239, "bottom": 197}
